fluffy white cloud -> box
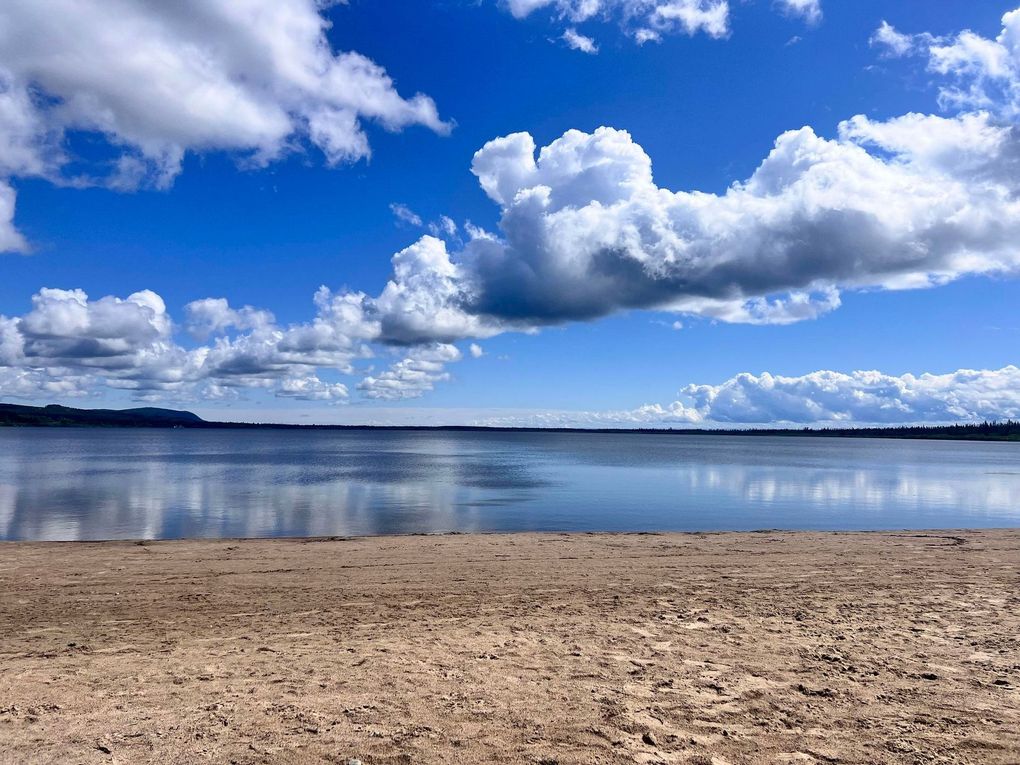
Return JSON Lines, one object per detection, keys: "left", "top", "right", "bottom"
{"left": 871, "top": 9, "right": 1020, "bottom": 117}
{"left": 184, "top": 298, "right": 275, "bottom": 340}
{"left": 276, "top": 375, "right": 349, "bottom": 402}
{"left": 0, "top": 366, "right": 92, "bottom": 399}
{"left": 366, "top": 107, "right": 1020, "bottom": 340}
{"left": 358, "top": 344, "right": 462, "bottom": 400}
{"left": 680, "top": 366, "right": 1020, "bottom": 424}
{"left": 372, "top": 236, "right": 501, "bottom": 344}
{"left": 0, "top": 284, "right": 475, "bottom": 404}
{"left": 475, "top": 366, "right": 1020, "bottom": 427}
{"left": 0, "top": 0, "right": 449, "bottom": 251}
{"left": 17, "top": 288, "right": 173, "bottom": 368}
{"left": 870, "top": 21, "right": 916, "bottom": 58}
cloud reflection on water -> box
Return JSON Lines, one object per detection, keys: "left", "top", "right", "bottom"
{"left": 0, "top": 430, "right": 1017, "bottom": 541}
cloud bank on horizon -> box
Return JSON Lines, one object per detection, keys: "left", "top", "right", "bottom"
{"left": 1, "top": 3, "right": 1020, "bottom": 425}
{"left": 473, "top": 366, "right": 1020, "bottom": 427}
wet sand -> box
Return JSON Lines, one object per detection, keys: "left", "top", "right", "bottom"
{"left": 0, "top": 530, "right": 1018, "bottom": 764}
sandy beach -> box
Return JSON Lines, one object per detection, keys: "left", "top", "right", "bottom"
{"left": 0, "top": 530, "right": 1018, "bottom": 764}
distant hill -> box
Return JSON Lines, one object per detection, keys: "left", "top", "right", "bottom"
{"left": 0, "top": 402, "right": 1018, "bottom": 441}
{"left": 0, "top": 403, "right": 203, "bottom": 427}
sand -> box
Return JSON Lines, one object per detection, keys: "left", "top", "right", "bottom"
{"left": 0, "top": 530, "right": 1018, "bottom": 764}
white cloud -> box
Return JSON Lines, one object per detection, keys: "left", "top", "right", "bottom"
{"left": 678, "top": 365, "right": 1020, "bottom": 425}
{"left": 506, "top": 0, "right": 730, "bottom": 42}
{"left": 0, "top": 180, "right": 26, "bottom": 252}
{"left": 276, "top": 375, "right": 349, "bottom": 402}
{"left": 0, "top": 284, "right": 475, "bottom": 404}
{"left": 562, "top": 28, "right": 599, "bottom": 53}
{"left": 776, "top": 0, "right": 820, "bottom": 25}
{"left": 390, "top": 203, "right": 424, "bottom": 228}
{"left": 469, "top": 343, "right": 485, "bottom": 358}
{"left": 475, "top": 366, "right": 1020, "bottom": 427}
{"left": 871, "top": 9, "right": 1020, "bottom": 118}
{"left": 0, "top": 366, "right": 92, "bottom": 399}
{"left": 0, "top": 287, "right": 363, "bottom": 402}
{"left": 870, "top": 21, "right": 917, "bottom": 58}
{"left": 364, "top": 105, "right": 1020, "bottom": 340}
{"left": 928, "top": 9, "right": 1020, "bottom": 116}
{"left": 0, "top": 0, "right": 449, "bottom": 252}
{"left": 358, "top": 344, "right": 462, "bottom": 400}
{"left": 503, "top": 0, "right": 822, "bottom": 47}
{"left": 17, "top": 288, "right": 173, "bottom": 367}
{"left": 428, "top": 215, "right": 459, "bottom": 239}
{"left": 372, "top": 236, "right": 500, "bottom": 345}
{"left": 184, "top": 298, "right": 275, "bottom": 340}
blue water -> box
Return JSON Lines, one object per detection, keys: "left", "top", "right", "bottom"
{"left": 0, "top": 428, "right": 1018, "bottom": 541}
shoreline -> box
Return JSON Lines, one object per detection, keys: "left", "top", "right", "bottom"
{"left": 0, "top": 526, "right": 1015, "bottom": 546}
{"left": 1, "top": 530, "right": 1018, "bottom": 763}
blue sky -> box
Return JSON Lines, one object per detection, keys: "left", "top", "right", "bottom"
{"left": 0, "top": 0, "right": 1019, "bottom": 425}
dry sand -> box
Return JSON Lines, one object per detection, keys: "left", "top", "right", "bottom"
{"left": 0, "top": 530, "right": 1018, "bottom": 764}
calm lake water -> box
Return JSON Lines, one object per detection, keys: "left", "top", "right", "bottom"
{"left": 0, "top": 428, "right": 1018, "bottom": 541}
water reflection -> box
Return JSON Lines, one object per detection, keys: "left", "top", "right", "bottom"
{"left": 0, "top": 429, "right": 1017, "bottom": 541}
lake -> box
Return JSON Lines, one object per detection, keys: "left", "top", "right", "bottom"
{"left": 0, "top": 428, "right": 1018, "bottom": 541}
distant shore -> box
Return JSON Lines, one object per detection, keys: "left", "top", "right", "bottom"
{"left": 3, "top": 402, "right": 1020, "bottom": 440}
{"left": 1, "top": 530, "right": 1018, "bottom": 763}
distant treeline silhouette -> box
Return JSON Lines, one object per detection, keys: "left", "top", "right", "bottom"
{"left": 1, "top": 403, "right": 1018, "bottom": 441}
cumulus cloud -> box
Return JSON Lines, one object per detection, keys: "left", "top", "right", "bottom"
{"left": 372, "top": 236, "right": 500, "bottom": 345}
{"left": 0, "top": 0, "right": 449, "bottom": 252}
{"left": 0, "top": 287, "right": 367, "bottom": 403}
{"left": 358, "top": 344, "right": 462, "bottom": 400}
{"left": 476, "top": 366, "right": 1020, "bottom": 427}
{"left": 0, "top": 284, "right": 474, "bottom": 404}
{"left": 184, "top": 298, "right": 274, "bottom": 340}
{"left": 679, "top": 366, "right": 1020, "bottom": 424}
{"left": 871, "top": 9, "right": 1020, "bottom": 117}
{"left": 276, "top": 376, "right": 349, "bottom": 402}
{"left": 17, "top": 288, "right": 173, "bottom": 369}
{"left": 360, "top": 106, "right": 1020, "bottom": 341}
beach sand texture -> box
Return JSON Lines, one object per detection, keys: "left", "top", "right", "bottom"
{"left": 0, "top": 530, "right": 1018, "bottom": 764}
